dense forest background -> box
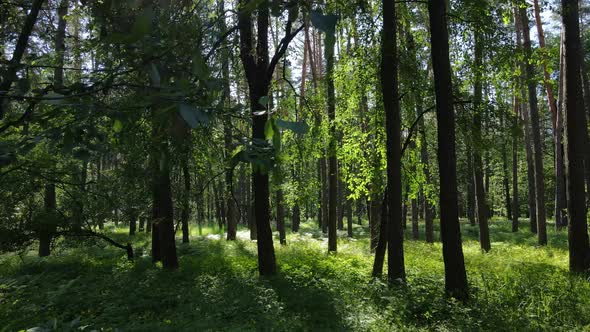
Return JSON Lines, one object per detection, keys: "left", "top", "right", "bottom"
{"left": 1, "top": 0, "right": 590, "bottom": 330}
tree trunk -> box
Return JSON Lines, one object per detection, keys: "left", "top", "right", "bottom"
{"left": 372, "top": 193, "right": 388, "bottom": 277}
{"left": 512, "top": 97, "right": 520, "bottom": 232}
{"left": 321, "top": 157, "right": 328, "bottom": 233}
{"left": 129, "top": 214, "right": 137, "bottom": 236}
{"left": 326, "top": 19, "right": 338, "bottom": 252}
{"left": 466, "top": 146, "right": 476, "bottom": 226}
{"left": 562, "top": 0, "right": 590, "bottom": 273}
{"left": 276, "top": 184, "right": 286, "bottom": 245}
{"left": 428, "top": 0, "right": 469, "bottom": 299}
{"left": 181, "top": 157, "right": 191, "bottom": 243}
{"left": 382, "top": 0, "right": 405, "bottom": 283}
{"left": 521, "top": 5, "right": 547, "bottom": 245}
{"left": 292, "top": 203, "right": 300, "bottom": 232}
{"left": 556, "top": 29, "right": 568, "bottom": 230}
{"left": 472, "top": 30, "right": 491, "bottom": 252}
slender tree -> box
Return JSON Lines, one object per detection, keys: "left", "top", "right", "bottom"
{"left": 428, "top": 0, "right": 468, "bottom": 299}
{"left": 562, "top": 0, "right": 590, "bottom": 273}
{"left": 382, "top": 0, "right": 405, "bottom": 283}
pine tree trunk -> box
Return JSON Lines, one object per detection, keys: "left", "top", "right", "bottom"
{"left": 562, "top": 0, "right": 590, "bottom": 273}
{"left": 512, "top": 97, "right": 520, "bottom": 232}
{"left": 382, "top": 0, "right": 405, "bottom": 283}
{"left": 181, "top": 157, "right": 190, "bottom": 243}
{"left": 521, "top": 6, "right": 547, "bottom": 244}
{"left": 428, "top": 0, "right": 469, "bottom": 299}
{"left": 472, "top": 30, "right": 491, "bottom": 252}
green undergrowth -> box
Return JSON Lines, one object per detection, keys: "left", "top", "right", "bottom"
{"left": 1, "top": 219, "right": 589, "bottom": 331}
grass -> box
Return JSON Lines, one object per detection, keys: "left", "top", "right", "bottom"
{"left": 0, "top": 217, "right": 589, "bottom": 331}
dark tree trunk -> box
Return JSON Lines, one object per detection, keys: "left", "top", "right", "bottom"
{"left": 181, "top": 158, "right": 191, "bottom": 243}
{"left": 346, "top": 198, "right": 353, "bottom": 238}
{"left": 337, "top": 174, "right": 345, "bottom": 231}
{"left": 466, "top": 146, "right": 476, "bottom": 226}
{"left": 328, "top": 43, "right": 338, "bottom": 250}
{"left": 428, "top": 0, "right": 469, "bottom": 299}
{"left": 129, "top": 214, "right": 137, "bottom": 236}
{"left": 292, "top": 203, "right": 300, "bottom": 232}
{"left": 139, "top": 217, "right": 145, "bottom": 232}
{"left": 512, "top": 97, "right": 520, "bottom": 232}
{"left": 237, "top": 0, "right": 301, "bottom": 275}
{"left": 369, "top": 197, "right": 381, "bottom": 252}
{"left": 40, "top": 183, "right": 57, "bottom": 257}
{"left": 221, "top": 0, "right": 236, "bottom": 241}
{"left": 562, "top": 0, "right": 590, "bottom": 273}
{"left": 372, "top": 193, "right": 388, "bottom": 277}
{"left": 472, "top": 30, "right": 491, "bottom": 252}
{"left": 152, "top": 145, "right": 178, "bottom": 269}
{"left": 521, "top": 6, "right": 547, "bottom": 245}
{"left": 321, "top": 157, "right": 328, "bottom": 233}
{"left": 556, "top": 30, "right": 568, "bottom": 230}
{"left": 411, "top": 197, "right": 419, "bottom": 240}
{"left": 382, "top": 0, "right": 405, "bottom": 283}
{"left": 276, "top": 186, "right": 286, "bottom": 245}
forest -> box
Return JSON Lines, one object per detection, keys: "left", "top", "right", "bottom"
{"left": 1, "top": 0, "right": 590, "bottom": 330}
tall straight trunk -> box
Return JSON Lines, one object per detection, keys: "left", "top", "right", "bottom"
{"left": 512, "top": 96, "right": 520, "bottom": 232}
{"left": 533, "top": 0, "right": 558, "bottom": 127}
{"left": 275, "top": 166, "right": 286, "bottom": 245}
{"left": 277, "top": 192, "right": 286, "bottom": 245}
{"left": 411, "top": 197, "right": 419, "bottom": 240}
{"left": 578, "top": 61, "right": 590, "bottom": 202}
{"left": 237, "top": 0, "right": 300, "bottom": 275}
{"left": 556, "top": 28, "right": 568, "bottom": 229}
{"left": 466, "top": 146, "right": 476, "bottom": 226}
{"left": 501, "top": 113, "right": 512, "bottom": 220}
{"left": 472, "top": 30, "right": 491, "bottom": 252}
{"left": 356, "top": 199, "right": 363, "bottom": 225}
{"left": 292, "top": 202, "right": 300, "bottom": 232}
{"left": 0, "top": 0, "right": 45, "bottom": 119}
{"left": 346, "top": 198, "right": 353, "bottom": 238}
{"left": 129, "top": 214, "right": 137, "bottom": 236}
{"left": 382, "top": 0, "right": 405, "bottom": 283}
{"left": 521, "top": 6, "right": 547, "bottom": 245}
{"left": 40, "top": 183, "right": 56, "bottom": 257}
{"left": 181, "top": 157, "right": 190, "bottom": 243}
{"left": 428, "top": 0, "right": 469, "bottom": 300}
{"left": 321, "top": 157, "right": 328, "bottom": 233}
{"left": 326, "top": 26, "right": 337, "bottom": 252}
{"left": 420, "top": 116, "right": 435, "bottom": 243}
{"left": 221, "top": 0, "right": 236, "bottom": 241}
{"left": 516, "top": 7, "right": 538, "bottom": 233}
{"left": 562, "top": 0, "right": 590, "bottom": 273}
{"left": 369, "top": 196, "right": 381, "bottom": 251}
{"left": 39, "top": 0, "right": 67, "bottom": 257}
{"left": 337, "top": 172, "right": 345, "bottom": 230}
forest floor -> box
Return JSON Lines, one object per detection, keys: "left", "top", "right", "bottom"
{"left": 1, "top": 218, "right": 589, "bottom": 331}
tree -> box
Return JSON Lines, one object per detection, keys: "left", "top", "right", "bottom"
{"left": 562, "top": 0, "right": 590, "bottom": 273}
{"left": 237, "top": 0, "right": 301, "bottom": 275}
{"left": 520, "top": 4, "right": 547, "bottom": 245}
{"left": 382, "top": 0, "right": 405, "bottom": 283}
{"left": 428, "top": 0, "right": 468, "bottom": 299}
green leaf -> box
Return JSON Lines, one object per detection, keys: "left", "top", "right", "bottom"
{"left": 310, "top": 10, "right": 338, "bottom": 35}
{"left": 130, "top": 7, "right": 153, "bottom": 39}
{"left": 241, "top": 0, "right": 265, "bottom": 14}
{"left": 178, "top": 103, "right": 209, "bottom": 128}
{"left": 264, "top": 118, "right": 275, "bottom": 140}
{"left": 192, "top": 54, "right": 209, "bottom": 79}
{"left": 258, "top": 96, "right": 269, "bottom": 107}
{"left": 42, "top": 92, "right": 65, "bottom": 105}
{"left": 113, "top": 119, "right": 123, "bottom": 133}
{"left": 276, "top": 119, "right": 309, "bottom": 134}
